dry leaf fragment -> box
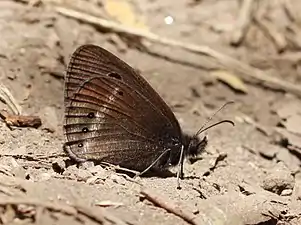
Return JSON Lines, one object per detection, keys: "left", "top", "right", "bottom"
{"left": 95, "top": 200, "right": 124, "bottom": 208}
{"left": 211, "top": 70, "right": 248, "bottom": 93}
{"left": 104, "top": 0, "right": 148, "bottom": 31}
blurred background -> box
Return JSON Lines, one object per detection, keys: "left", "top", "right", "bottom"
{"left": 0, "top": 0, "right": 300, "bottom": 224}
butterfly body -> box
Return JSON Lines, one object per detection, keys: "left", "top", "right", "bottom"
{"left": 63, "top": 45, "right": 206, "bottom": 173}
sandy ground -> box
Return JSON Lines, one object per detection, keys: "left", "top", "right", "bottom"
{"left": 0, "top": 0, "right": 301, "bottom": 224}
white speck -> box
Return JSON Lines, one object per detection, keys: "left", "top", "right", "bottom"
{"left": 108, "top": 95, "right": 115, "bottom": 102}
{"left": 164, "top": 16, "right": 174, "bottom": 25}
{"left": 84, "top": 142, "right": 88, "bottom": 153}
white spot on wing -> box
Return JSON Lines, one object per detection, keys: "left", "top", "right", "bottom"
{"left": 100, "top": 87, "right": 119, "bottom": 113}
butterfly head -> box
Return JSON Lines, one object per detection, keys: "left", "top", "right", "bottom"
{"left": 182, "top": 118, "right": 235, "bottom": 159}
{"left": 184, "top": 101, "right": 235, "bottom": 157}
{"left": 186, "top": 134, "right": 208, "bottom": 157}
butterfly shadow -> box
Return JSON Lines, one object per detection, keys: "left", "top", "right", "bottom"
{"left": 63, "top": 158, "right": 178, "bottom": 179}
{"left": 112, "top": 155, "right": 207, "bottom": 180}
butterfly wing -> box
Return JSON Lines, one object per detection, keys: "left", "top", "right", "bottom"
{"left": 64, "top": 45, "right": 182, "bottom": 171}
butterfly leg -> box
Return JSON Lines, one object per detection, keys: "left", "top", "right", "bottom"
{"left": 133, "top": 149, "right": 171, "bottom": 179}
{"left": 113, "top": 165, "right": 141, "bottom": 177}
{"left": 176, "top": 145, "right": 185, "bottom": 189}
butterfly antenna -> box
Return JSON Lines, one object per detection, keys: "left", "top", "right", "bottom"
{"left": 195, "top": 101, "right": 234, "bottom": 136}
{"left": 197, "top": 120, "right": 234, "bottom": 135}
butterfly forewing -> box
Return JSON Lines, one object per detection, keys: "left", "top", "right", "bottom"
{"left": 64, "top": 45, "right": 182, "bottom": 171}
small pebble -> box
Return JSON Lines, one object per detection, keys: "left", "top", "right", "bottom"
{"left": 78, "top": 161, "right": 94, "bottom": 170}
{"left": 37, "top": 172, "right": 52, "bottom": 181}
{"left": 259, "top": 145, "right": 279, "bottom": 159}
{"left": 281, "top": 189, "right": 292, "bottom": 196}
{"left": 110, "top": 174, "right": 126, "bottom": 186}
{"left": 77, "top": 169, "right": 93, "bottom": 182}
{"left": 52, "top": 159, "right": 66, "bottom": 174}
{"left": 87, "top": 165, "right": 106, "bottom": 176}
{"left": 261, "top": 163, "right": 294, "bottom": 195}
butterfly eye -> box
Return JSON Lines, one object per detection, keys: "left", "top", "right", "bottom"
{"left": 82, "top": 127, "right": 89, "bottom": 133}
{"left": 78, "top": 143, "right": 83, "bottom": 148}
{"left": 171, "top": 138, "right": 180, "bottom": 146}
{"left": 87, "top": 112, "right": 95, "bottom": 118}
{"left": 108, "top": 72, "right": 122, "bottom": 80}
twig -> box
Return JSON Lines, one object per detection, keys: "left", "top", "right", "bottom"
{"left": 230, "top": 0, "right": 255, "bottom": 46}
{"left": 0, "top": 198, "right": 77, "bottom": 215}
{"left": 254, "top": 16, "right": 287, "bottom": 53}
{"left": 55, "top": 6, "right": 301, "bottom": 98}
{"left": 75, "top": 204, "right": 128, "bottom": 225}
{"left": 0, "top": 166, "right": 15, "bottom": 177}
{"left": 282, "top": 0, "right": 296, "bottom": 22}
{"left": 0, "top": 181, "right": 27, "bottom": 194}
{"left": 47, "top": 70, "right": 65, "bottom": 79}
{"left": 209, "top": 152, "right": 227, "bottom": 171}
{"left": 0, "top": 84, "right": 22, "bottom": 115}
{"left": 0, "top": 111, "right": 41, "bottom": 128}
{"left": 13, "top": 0, "right": 41, "bottom": 6}
{"left": 95, "top": 200, "right": 124, "bottom": 208}
{"left": 140, "top": 189, "right": 203, "bottom": 225}
{"left": 19, "top": 162, "right": 52, "bottom": 169}
{"left": 0, "top": 153, "right": 65, "bottom": 161}
{"left": 285, "top": 23, "right": 301, "bottom": 50}
{"left": 0, "top": 186, "right": 14, "bottom": 196}
{"left": 0, "top": 198, "right": 128, "bottom": 225}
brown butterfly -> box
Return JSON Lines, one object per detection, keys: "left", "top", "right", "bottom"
{"left": 63, "top": 45, "right": 234, "bottom": 187}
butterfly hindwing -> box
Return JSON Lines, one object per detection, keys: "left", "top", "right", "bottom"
{"left": 64, "top": 45, "right": 183, "bottom": 170}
